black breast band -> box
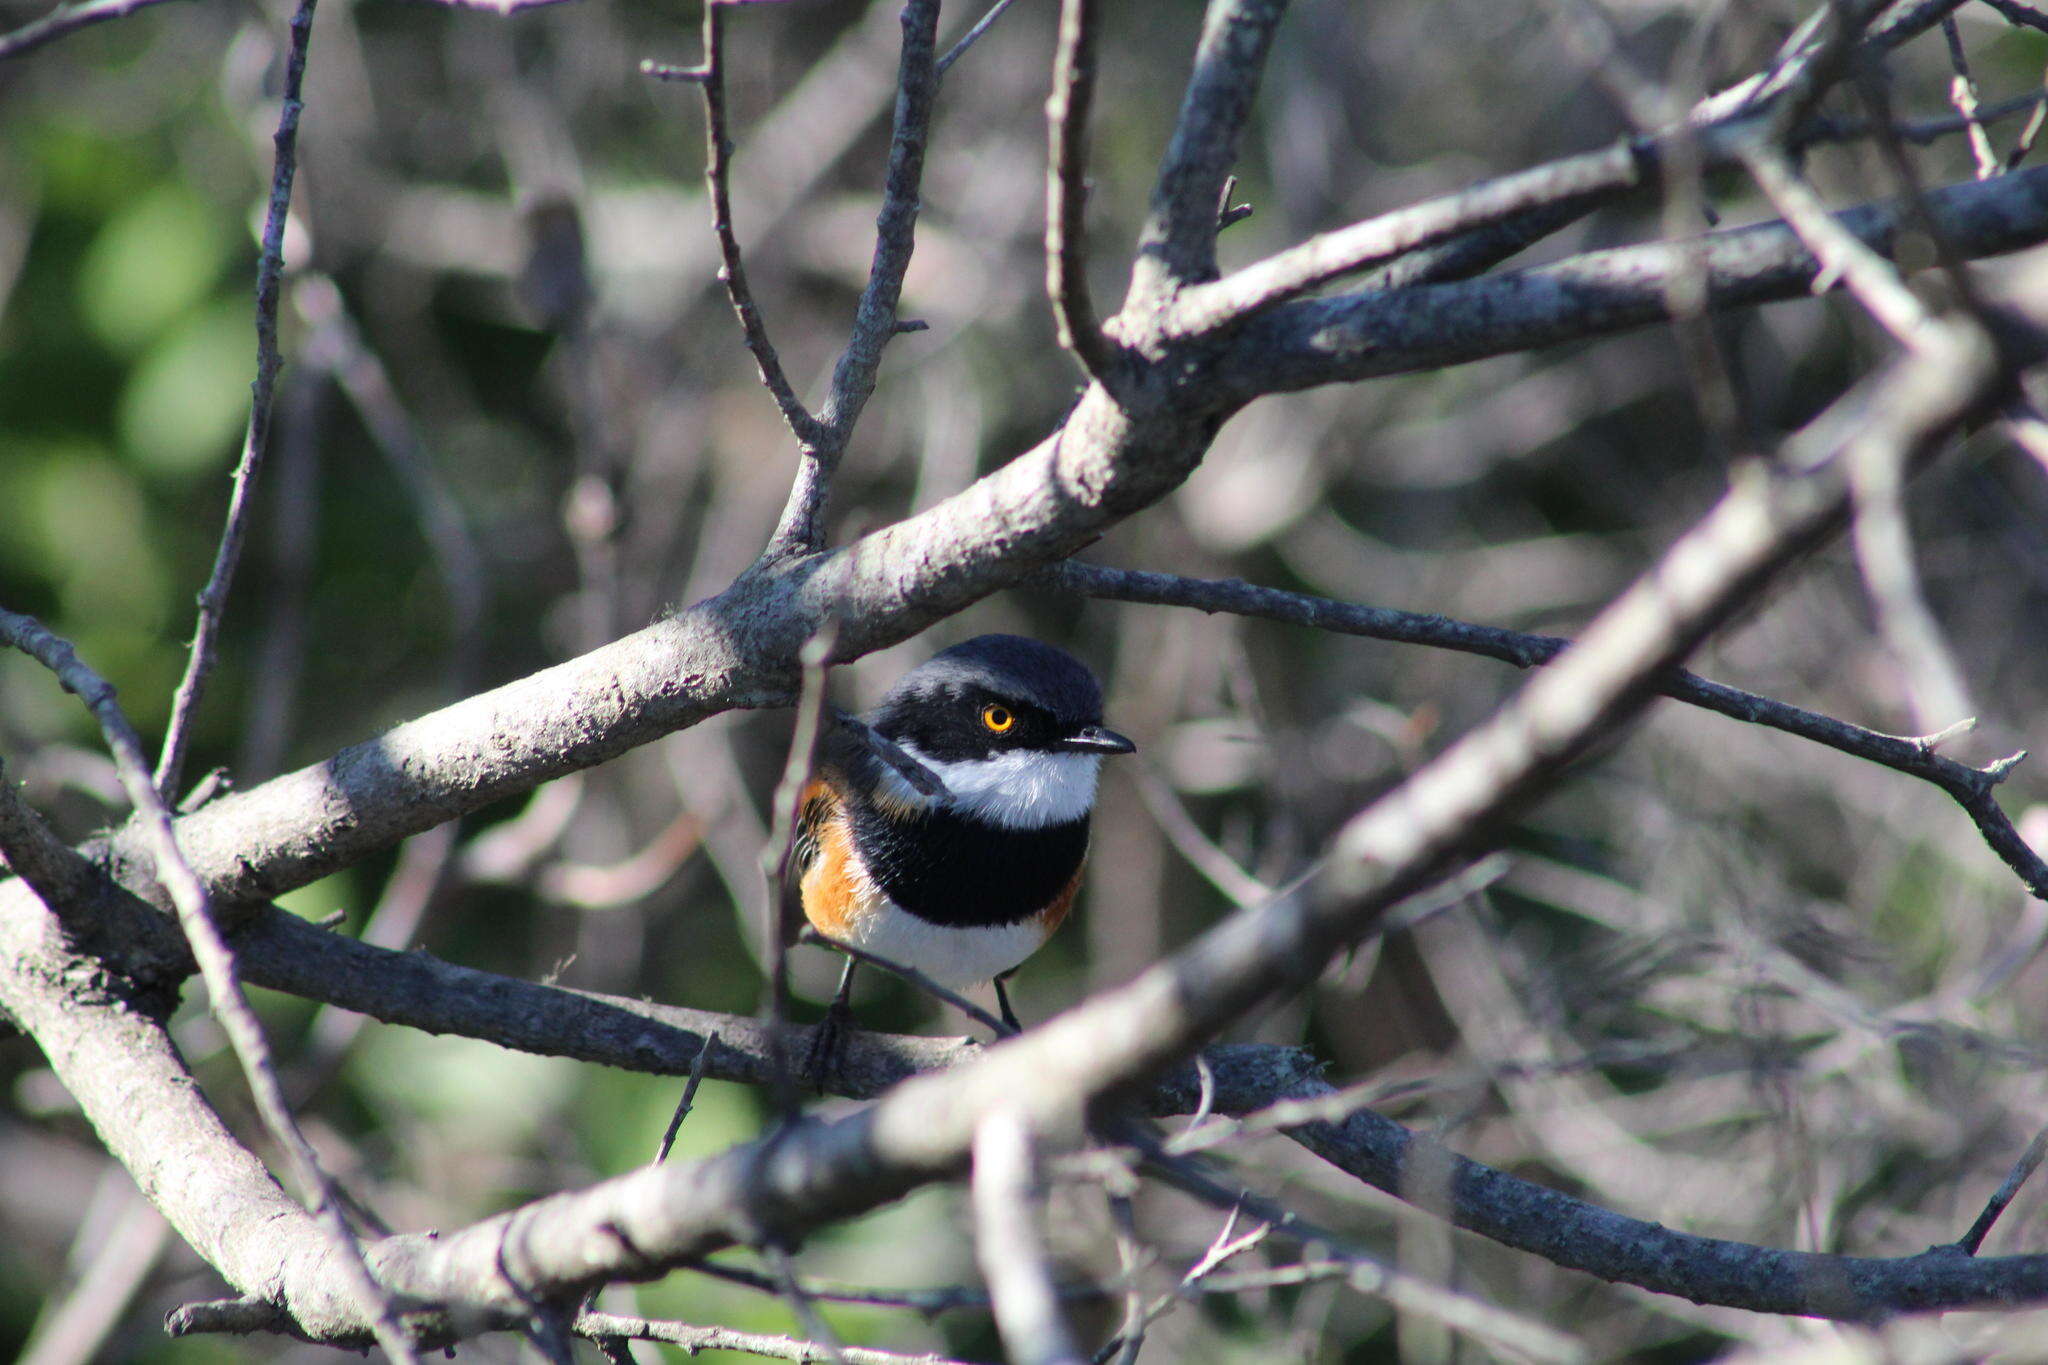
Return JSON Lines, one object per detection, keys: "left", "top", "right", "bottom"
{"left": 847, "top": 801, "right": 1089, "bottom": 928}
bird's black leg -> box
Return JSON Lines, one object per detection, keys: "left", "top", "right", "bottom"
{"left": 993, "top": 970, "right": 1023, "bottom": 1037}
{"left": 805, "top": 957, "right": 860, "bottom": 1091}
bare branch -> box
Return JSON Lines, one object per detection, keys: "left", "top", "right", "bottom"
{"left": 769, "top": 0, "right": 944, "bottom": 557}
{"left": 936, "top": 0, "right": 1019, "bottom": 75}
{"left": 1957, "top": 1122, "right": 2048, "bottom": 1255}
{"left": 655, "top": 1032, "right": 718, "bottom": 1167}
{"left": 0, "top": 755, "right": 107, "bottom": 934}
{"left": 1127, "top": 0, "right": 1289, "bottom": 305}
{"left": 0, "top": 0, "right": 184, "bottom": 62}
{"left": 20, "top": 1182, "right": 170, "bottom": 1365}
{"left": 5, "top": 156, "right": 2022, "bottom": 954}
{"left": 762, "top": 1246, "right": 848, "bottom": 1365}
{"left": 298, "top": 272, "right": 487, "bottom": 697}
{"left": 1738, "top": 137, "right": 1935, "bottom": 347}
{"left": 665, "top": 2, "right": 823, "bottom": 448}
{"left": 1045, "top": 0, "right": 1115, "bottom": 381}
{"left": 577, "top": 1311, "right": 968, "bottom": 1365}
{"left": 1165, "top": 0, "right": 1942, "bottom": 336}
{"left": 1278, "top": 1072, "right": 2048, "bottom": 1319}
{"left": 155, "top": 0, "right": 319, "bottom": 801}
{"left": 1131, "top": 764, "right": 1271, "bottom": 909}
{"left": 1942, "top": 15, "right": 2001, "bottom": 177}
{"left": 1215, "top": 165, "right": 2048, "bottom": 398}
{"left": 1981, "top": 0, "right": 2048, "bottom": 36}
{"left": 1041, "top": 560, "right": 2048, "bottom": 899}
{"left": 760, "top": 627, "right": 837, "bottom": 1107}
{"left": 973, "top": 1110, "right": 1085, "bottom": 1365}
{"left": 0, "top": 609, "right": 421, "bottom": 1362}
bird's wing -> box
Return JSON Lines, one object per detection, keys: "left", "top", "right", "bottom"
{"left": 789, "top": 774, "right": 834, "bottom": 884}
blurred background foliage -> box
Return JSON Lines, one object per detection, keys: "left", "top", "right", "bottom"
{"left": 7, "top": 0, "right": 2048, "bottom": 1359}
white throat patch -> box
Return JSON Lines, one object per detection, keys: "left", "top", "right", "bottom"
{"left": 879, "top": 742, "right": 1103, "bottom": 829}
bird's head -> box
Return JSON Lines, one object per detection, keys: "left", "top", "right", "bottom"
{"left": 869, "top": 634, "right": 1135, "bottom": 828}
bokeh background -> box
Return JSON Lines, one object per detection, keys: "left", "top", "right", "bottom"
{"left": 7, "top": 0, "right": 2048, "bottom": 1359}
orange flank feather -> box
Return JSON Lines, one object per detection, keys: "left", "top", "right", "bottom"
{"left": 1036, "top": 862, "right": 1084, "bottom": 941}
{"left": 796, "top": 780, "right": 872, "bottom": 941}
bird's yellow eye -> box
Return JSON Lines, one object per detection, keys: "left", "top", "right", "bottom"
{"left": 981, "top": 703, "right": 1016, "bottom": 734}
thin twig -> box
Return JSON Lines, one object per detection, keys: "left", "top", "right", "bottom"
{"left": 1100, "top": 1193, "right": 1147, "bottom": 1365}
{"left": 1128, "top": 0, "right": 1290, "bottom": 306}
{"left": 769, "top": 0, "right": 944, "bottom": 556}
{"left": 973, "top": 1109, "right": 1085, "bottom": 1365}
{"left": 667, "top": 2, "right": 821, "bottom": 448}
{"left": 0, "top": 608, "right": 422, "bottom": 1362}
{"left": 297, "top": 273, "right": 487, "bottom": 699}
{"left": 1735, "top": 137, "right": 1935, "bottom": 346}
{"left": 19, "top": 1179, "right": 171, "bottom": 1365}
{"left": 1547, "top": 0, "right": 1674, "bottom": 128}
{"left": 656, "top": 1030, "right": 719, "bottom": 1166}
{"left": 762, "top": 626, "right": 840, "bottom": 1110}
{"left": 1941, "top": 16, "right": 2001, "bottom": 177}
{"left": 1112, "top": 1124, "right": 1586, "bottom": 1364}
{"left": 1982, "top": 0, "right": 2048, "bottom": 36}
{"left": 1956, "top": 1122, "right": 2048, "bottom": 1254}
{"left": 1216, "top": 173, "right": 1254, "bottom": 231}
{"left": 154, "top": 0, "right": 319, "bottom": 802}
{"left": 1037, "top": 559, "right": 2048, "bottom": 900}
{"left": 1045, "top": 0, "right": 1115, "bottom": 381}
{"left": 1846, "top": 410, "right": 1977, "bottom": 729}
{"left": 0, "top": 0, "right": 186, "bottom": 61}
{"left": 764, "top": 1245, "right": 848, "bottom": 1365}
{"left": 1131, "top": 764, "right": 1271, "bottom": 909}
{"left": 691, "top": 1259, "right": 999, "bottom": 1314}
{"left": 1798, "top": 86, "right": 2048, "bottom": 149}
{"left": 936, "top": 0, "right": 1019, "bottom": 75}
{"left": 575, "top": 1034, "right": 719, "bottom": 1322}
{"left": 1092, "top": 1205, "right": 1271, "bottom": 1360}
{"left": 2010, "top": 62, "right": 2048, "bottom": 170}
{"left": 578, "top": 1311, "right": 967, "bottom": 1365}
{"left": 1840, "top": 56, "right": 1988, "bottom": 732}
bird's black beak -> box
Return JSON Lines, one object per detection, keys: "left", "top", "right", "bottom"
{"left": 1058, "top": 724, "right": 1136, "bottom": 755}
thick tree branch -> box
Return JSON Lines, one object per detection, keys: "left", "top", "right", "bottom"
{"left": 0, "top": 755, "right": 107, "bottom": 934}
{"left": 0, "top": 918, "right": 415, "bottom": 1346}
{"left": 0, "top": 610, "right": 420, "bottom": 1361}
{"left": 228, "top": 903, "right": 1316, "bottom": 1114}
{"left": 1280, "top": 1078, "right": 2048, "bottom": 1319}
{"left": 134, "top": 880, "right": 2048, "bottom": 1335}
{"left": 1164, "top": 0, "right": 1966, "bottom": 335}
{"left": 1215, "top": 164, "right": 2048, "bottom": 398}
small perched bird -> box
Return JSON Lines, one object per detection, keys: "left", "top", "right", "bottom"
{"left": 794, "top": 634, "right": 1135, "bottom": 1040}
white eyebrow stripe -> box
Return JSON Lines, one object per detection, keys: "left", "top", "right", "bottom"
{"left": 876, "top": 743, "right": 1104, "bottom": 829}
